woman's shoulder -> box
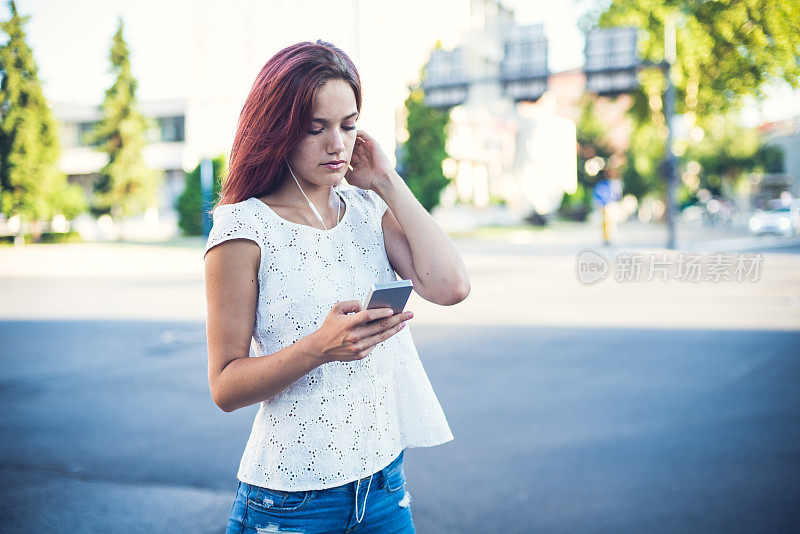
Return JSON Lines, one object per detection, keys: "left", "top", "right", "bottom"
{"left": 205, "top": 198, "right": 262, "bottom": 257}
{"left": 340, "top": 185, "right": 386, "bottom": 217}
{"left": 210, "top": 197, "right": 256, "bottom": 219}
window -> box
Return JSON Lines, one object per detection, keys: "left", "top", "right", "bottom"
{"left": 78, "top": 121, "right": 100, "bottom": 147}
{"left": 156, "top": 115, "right": 185, "bottom": 143}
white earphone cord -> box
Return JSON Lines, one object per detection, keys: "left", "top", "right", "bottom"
{"left": 286, "top": 161, "right": 377, "bottom": 524}
{"left": 286, "top": 162, "right": 340, "bottom": 231}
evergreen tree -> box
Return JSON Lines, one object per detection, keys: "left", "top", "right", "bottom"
{"left": 175, "top": 154, "right": 225, "bottom": 236}
{"left": 90, "top": 17, "right": 160, "bottom": 220}
{"left": 0, "top": 1, "right": 86, "bottom": 239}
{"left": 401, "top": 87, "right": 449, "bottom": 212}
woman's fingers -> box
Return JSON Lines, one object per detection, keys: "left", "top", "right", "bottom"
{"left": 354, "top": 319, "right": 408, "bottom": 354}
{"left": 345, "top": 309, "right": 413, "bottom": 357}
{"left": 353, "top": 307, "right": 394, "bottom": 325}
{"left": 360, "top": 311, "right": 412, "bottom": 337}
{"left": 356, "top": 129, "right": 374, "bottom": 142}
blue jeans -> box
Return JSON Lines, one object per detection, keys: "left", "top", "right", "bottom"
{"left": 226, "top": 450, "right": 415, "bottom": 534}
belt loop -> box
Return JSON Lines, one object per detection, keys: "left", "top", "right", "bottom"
{"left": 379, "top": 451, "right": 396, "bottom": 489}
{"left": 379, "top": 463, "right": 387, "bottom": 490}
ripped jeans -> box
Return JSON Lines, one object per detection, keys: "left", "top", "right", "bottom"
{"left": 225, "top": 450, "right": 415, "bottom": 534}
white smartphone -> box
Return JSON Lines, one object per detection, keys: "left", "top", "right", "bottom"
{"left": 363, "top": 279, "right": 413, "bottom": 315}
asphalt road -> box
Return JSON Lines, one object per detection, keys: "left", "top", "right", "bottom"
{"left": 1, "top": 231, "right": 799, "bottom": 533}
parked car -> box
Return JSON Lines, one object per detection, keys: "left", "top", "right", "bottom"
{"left": 748, "top": 207, "right": 798, "bottom": 236}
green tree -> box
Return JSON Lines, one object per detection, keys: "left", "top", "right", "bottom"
{"left": 90, "top": 17, "right": 160, "bottom": 220}
{"left": 0, "top": 1, "right": 86, "bottom": 239}
{"left": 590, "top": 0, "right": 800, "bottom": 197}
{"left": 685, "top": 114, "right": 784, "bottom": 196}
{"left": 622, "top": 119, "right": 667, "bottom": 199}
{"left": 175, "top": 155, "right": 225, "bottom": 236}
{"left": 576, "top": 97, "right": 615, "bottom": 187}
{"left": 597, "top": 0, "right": 800, "bottom": 122}
{"left": 754, "top": 143, "right": 783, "bottom": 174}
{"left": 401, "top": 87, "right": 450, "bottom": 212}
{"left": 561, "top": 97, "right": 616, "bottom": 219}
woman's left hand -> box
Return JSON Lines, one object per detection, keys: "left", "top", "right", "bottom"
{"left": 345, "top": 130, "right": 394, "bottom": 192}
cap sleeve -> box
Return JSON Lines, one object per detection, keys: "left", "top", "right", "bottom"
{"left": 357, "top": 188, "right": 387, "bottom": 220}
{"left": 373, "top": 190, "right": 389, "bottom": 219}
{"left": 203, "top": 201, "right": 261, "bottom": 258}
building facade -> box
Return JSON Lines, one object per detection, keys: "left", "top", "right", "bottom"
{"left": 56, "top": 99, "right": 190, "bottom": 216}
{"left": 54, "top": 97, "right": 235, "bottom": 239}
{"left": 419, "top": 0, "right": 576, "bottom": 219}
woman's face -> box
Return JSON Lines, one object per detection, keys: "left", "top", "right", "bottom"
{"left": 286, "top": 78, "right": 358, "bottom": 188}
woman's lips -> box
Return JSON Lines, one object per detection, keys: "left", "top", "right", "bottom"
{"left": 322, "top": 161, "right": 345, "bottom": 170}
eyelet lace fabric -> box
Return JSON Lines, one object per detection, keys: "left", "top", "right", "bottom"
{"left": 204, "top": 185, "right": 453, "bottom": 491}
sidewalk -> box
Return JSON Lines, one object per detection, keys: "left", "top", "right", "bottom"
{"left": 450, "top": 218, "right": 800, "bottom": 255}
{"left": 2, "top": 219, "right": 798, "bottom": 280}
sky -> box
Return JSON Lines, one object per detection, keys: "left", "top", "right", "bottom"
{"left": 4, "top": 0, "right": 584, "bottom": 103}
{"left": 2, "top": 0, "right": 597, "bottom": 161}
{"left": 4, "top": 0, "right": 799, "bottom": 132}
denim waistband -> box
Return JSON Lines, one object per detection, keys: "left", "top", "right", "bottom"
{"left": 350, "top": 449, "right": 403, "bottom": 489}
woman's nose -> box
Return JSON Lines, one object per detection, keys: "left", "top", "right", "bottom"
{"left": 327, "top": 130, "right": 345, "bottom": 154}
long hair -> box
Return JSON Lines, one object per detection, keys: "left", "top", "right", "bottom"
{"left": 217, "top": 40, "right": 361, "bottom": 207}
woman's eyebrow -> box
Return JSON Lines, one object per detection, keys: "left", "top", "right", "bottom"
{"left": 310, "top": 112, "right": 359, "bottom": 124}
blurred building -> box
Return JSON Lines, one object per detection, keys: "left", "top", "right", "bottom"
{"left": 759, "top": 115, "right": 800, "bottom": 192}
{"left": 418, "top": 0, "right": 579, "bottom": 219}
{"left": 522, "top": 68, "right": 632, "bottom": 180}
{"left": 583, "top": 27, "right": 639, "bottom": 97}
{"left": 420, "top": 0, "right": 574, "bottom": 219}
{"left": 747, "top": 116, "right": 800, "bottom": 211}
{"left": 56, "top": 100, "right": 189, "bottom": 206}
{"left": 417, "top": 0, "right": 636, "bottom": 219}
{"left": 54, "top": 99, "right": 227, "bottom": 239}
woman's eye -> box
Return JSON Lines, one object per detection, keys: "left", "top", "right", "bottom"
{"left": 308, "top": 124, "right": 355, "bottom": 135}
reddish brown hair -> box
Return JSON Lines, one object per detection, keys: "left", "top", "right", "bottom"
{"left": 217, "top": 40, "right": 361, "bottom": 206}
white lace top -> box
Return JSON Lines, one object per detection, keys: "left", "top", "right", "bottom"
{"left": 204, "top": 184, "right": 453, "bottom": 491}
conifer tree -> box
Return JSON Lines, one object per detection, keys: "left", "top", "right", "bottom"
{"left": 91, "top": 17, "right": 160, "bottom": 221}
{"left": 0, "top": 0, "right": 85, "bottom": 239}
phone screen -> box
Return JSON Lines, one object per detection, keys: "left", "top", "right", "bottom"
{"left": 363, "top": 280, "right": 413, "bottom": 315}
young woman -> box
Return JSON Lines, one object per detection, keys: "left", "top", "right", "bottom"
{"left": 204, "top": 40, "right": 470, "bottom": 534}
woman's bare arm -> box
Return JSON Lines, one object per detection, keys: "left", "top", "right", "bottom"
{"left": 205, "top": 239, "right": 324, "bottom": 412}
{"left": 344, "top": 130, "right": 470, "bottom": 306}
{"left": 375, "top": 170, "right": 471, "bottom": 306}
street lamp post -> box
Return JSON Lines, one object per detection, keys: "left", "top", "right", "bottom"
{"left": 584, "top": 21, "right": 680, "bottom": 250}
{"left": 663, "top": 15, "right": 678, "bottom": 250}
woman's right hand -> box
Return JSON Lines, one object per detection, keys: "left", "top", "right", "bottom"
{"left": 309, "top": 300, "right": 413, "bottom": 363}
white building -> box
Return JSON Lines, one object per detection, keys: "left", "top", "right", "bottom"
{"left": 421, "top": 0, "right": 577, "bottom": 221}
{"left": 54, "top": 99, "right": 201, "bottom": 239}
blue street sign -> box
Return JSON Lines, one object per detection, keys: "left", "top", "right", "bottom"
{"left": 592, "top": 179, "right": 622, "bottom": 207}
{"left": 200, "top": 158, "right": 213, "bottom": 237}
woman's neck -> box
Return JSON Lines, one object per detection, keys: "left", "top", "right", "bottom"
{"left": 272, "top": 174, "right": 340, "bottom": 213}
